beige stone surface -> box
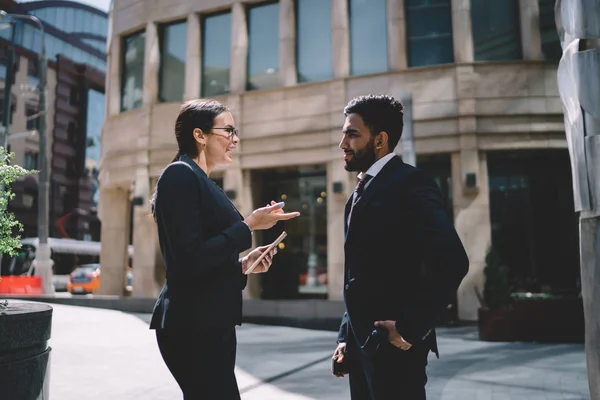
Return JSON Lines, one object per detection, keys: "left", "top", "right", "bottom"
{"left": 101, "top": 0, "right": 568, "bottom": 317}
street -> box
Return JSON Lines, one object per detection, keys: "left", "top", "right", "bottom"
{"left": 46, "top": 302, "right": 590, "bottom": 399}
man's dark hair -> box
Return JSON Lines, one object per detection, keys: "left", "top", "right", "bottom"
{"left": 343, "top": 94, "right": 404, "bottom": 152}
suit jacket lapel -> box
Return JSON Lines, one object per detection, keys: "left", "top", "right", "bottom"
{"left": 344, "top": 156, "right": 403, "bottom": 245}
{"left": 344, "top": 195, "right": 353, "bottom": 240}
{"left": 179, "top": 155, "right": 244, "bottom": 221}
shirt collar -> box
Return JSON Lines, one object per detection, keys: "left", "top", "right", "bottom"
{"left": 357, "top": 152, "right": 397, "bottom": 180}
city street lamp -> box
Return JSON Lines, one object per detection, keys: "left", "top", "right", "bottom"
{"left": 0, "top": 10, "right": 54, "bottom": 294}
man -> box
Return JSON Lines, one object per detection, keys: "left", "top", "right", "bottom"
{"left": 332, "top": 95, "right": 469, "bottom": 399}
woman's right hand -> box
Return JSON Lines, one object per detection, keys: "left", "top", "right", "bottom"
{"left": 244, "top": 202, "right": 300, "bottom": 231}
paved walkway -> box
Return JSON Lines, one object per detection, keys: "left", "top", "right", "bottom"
{"left": 41, "top": 302, "right": 590, "bottom": 399}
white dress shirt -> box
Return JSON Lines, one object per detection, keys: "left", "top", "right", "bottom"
{"left": 356, "top": 152, "right": 396, "bottom": 197}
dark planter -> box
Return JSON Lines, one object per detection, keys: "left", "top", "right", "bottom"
{"left": 478, "top": 297, "right": 584, "bottom": 343}
{"left": 478, "top": 306, "right": 515, "bottom": 341}
{"left": 511, "top": 297, "right": 584, "bottom": 343}
{"left": 0, "top": 302, "right": 52, "bottom": 400}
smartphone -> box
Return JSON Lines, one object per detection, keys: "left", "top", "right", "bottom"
{"left": 244, "top": 231, "right": 287, "bottom": 275}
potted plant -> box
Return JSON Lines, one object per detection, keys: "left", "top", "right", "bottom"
{"left": 476, "top": 247, "right": 515, "bottom": 341}
{"left": 0, "top": 147, "right": 52, "bottom": 399}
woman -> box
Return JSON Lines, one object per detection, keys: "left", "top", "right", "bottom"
{"left": 149, "top": 99, "right": 299, "bottom": 399}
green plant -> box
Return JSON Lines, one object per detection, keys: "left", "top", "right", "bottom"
{"left": 481, "top": 247, "right": 512, "bottom": 309}
{"left": 0, "top": 147, "right": 36, "bottom": 256}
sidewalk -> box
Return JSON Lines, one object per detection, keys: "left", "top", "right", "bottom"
{"left": 43, "top": 302, "right": 589, "bottom": 399}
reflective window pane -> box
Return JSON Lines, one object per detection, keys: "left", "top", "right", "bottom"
{"left": 296, "top": 0, "right": 332, "bottom": 83}
{"left": 159, "top": 21, "right": 187, "bottom": 103}
{"left": 406, "top": 0, "right": 453, "bottom": 67}
{"left": 120, "top": 30, "right": 145, "bottom": 112}
{"left": 538, "top": 0, "right": 561, "bottom": 61}
{"left": 247, "top": 2, "right": 280, "bottom": 91}
{"left": 86, "top": 89, "right": 105, "bottom": 206}
{"left": 349, "top": 0, "right": 387, "bottom": 76}
{"left": 258, "top": 167, "right": 328, "bottom": 299}
{"left": 471, "top": 0, "right": 521, "bottom": 61}
{"left": 202, "top": 12, "right": 232, "bottom": 97}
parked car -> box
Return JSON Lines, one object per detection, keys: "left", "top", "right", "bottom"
{"left": 68, "top": 263, "right": 100, "bottom": 294}
{"left": 67, "top": 264, "right": 133, "bottom": 295}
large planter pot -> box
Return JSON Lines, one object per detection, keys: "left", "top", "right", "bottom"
{"left": 478, "top": 297, "right": 584, "bottom": 343}
{"left": 478, "top": 306, "right": 515, "bottom": 342}
{"left": 0, "top": 302, "right": 52, "bottom": 400}
{"left": 511, "top": 297, "right": 584, "bottom": 343}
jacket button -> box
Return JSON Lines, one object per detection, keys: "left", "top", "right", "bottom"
{"left": 345, "top": 284, "right": 349, "bottom": 290}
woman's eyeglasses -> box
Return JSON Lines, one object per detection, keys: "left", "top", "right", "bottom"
{"left": 212, "top": 127, "right": 239, "bottom": 140}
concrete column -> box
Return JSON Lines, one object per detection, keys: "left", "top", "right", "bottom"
{"left": 451, "top": 0, "right": 474, "bottom": 63}
{"left": 518, "top": 0, "right": 543, "bottom": 61}
{"left": 97, "top": 187, "right": 131, "bottom": 295}
{"left": 239, "top": 169, "right": 261, "bottom": 299}
{"left": 230, "top": 2, "right": 248, "bottom": 93}
{"left": 327, "top": 158, "right": 353, "bottom": 300}
{"left": 387, "top": 0, "right": 408, "bottom": 71}
{"left": 452, "top": 151, "right": 492, "bottom": 321}
{"left": 143, "top": 22, "right": 160, "bottom": 106}
{"left": 184, "top": 13, "right": 201, "bottom": 101}
{"left": 581, "top": 215, "right": 600, "bottom": 399}
{"left": 107, "top": 27, "right": 122, "bottom": 116}
{"left": 279, "top": 0, "right": 297, "bottom": 86}
{"left": 332, "top": 0, "right": 350, "bottom": 79}
{"left": 132, "top": 194, "right": 162, "bottom": 298}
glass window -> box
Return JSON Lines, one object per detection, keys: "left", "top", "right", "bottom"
{"left": 202, "top": 12, "right": 232, "bottom": 97}
{"left": 538, "top": 0, "right": 561, "bottom": 61}
{"left": 86, "top": 89, "right": 105, "bottom": 206}
{"left": 120, "top": 30, "right": 145, "bottom": 112}
{"left": 25, "top": 105, "right": 38, "bottom": 131}
{"left": 406, "top": 0, "right": 453, "bottom": 67}
{"left": 296, "top": 0, "right": 332, "bottom": 83}
{"left": 158, "top": 21, "right": 187, "bottom": 103}
{"left": 247, "top": 2, "right": 280, "bottom": 91}
{"left": 349, "top": 0, "right": 387, "bottom": 76}
{"left": 471, "top": 0, "right": 521, "bottom": 61}
{"left": 256, "top": 167, "right": 328, "bottom": 299}
{"left": 488, "top": 150, "right": 579, "bottom": 293}
{"left": 24, "top": 152, "right": 38, "bottom": 170}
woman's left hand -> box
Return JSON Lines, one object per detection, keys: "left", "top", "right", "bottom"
{"left": 242, "top": 245, "right": 277, "bottom": 274}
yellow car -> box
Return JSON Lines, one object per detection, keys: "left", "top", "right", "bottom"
{"left": 68, "top": 263, "right": 101, "bottom": 294}
{"left": 68, "top": 264, "right": 133, "bottom": 295}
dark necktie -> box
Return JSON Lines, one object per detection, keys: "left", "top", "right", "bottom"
{"left": 348, "top": 174, "right": 372, "bottom": 226}
{"left": 354, "top": 174, "right": 372, "bottom": 201}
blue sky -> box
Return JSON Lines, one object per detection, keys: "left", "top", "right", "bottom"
{"left": 19, "top": 0, "right": 111, "bottom": 13}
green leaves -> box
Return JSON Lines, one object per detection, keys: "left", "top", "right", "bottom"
{"left": 0, "top": 147, "right": 36, "bottom": 256}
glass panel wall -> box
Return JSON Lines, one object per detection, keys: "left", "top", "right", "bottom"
{"left": 120, "top": 30, "right": 145, "bottom": 112}
{"left": 406, "top": 0, "right": 453, "bottom": 67}
{"left": 254, "top": 167, "right": 328, "bottom": 299}
{"left": 488, "top": 150, "right": 579, "bottom": 295}
{"left": 349, "top": 0, "right": 387, "bottom": 76}
{"left": 296, "top": 0, "right": 332, "bottom": 83}
{"left": 86, "top": 89, "right": 105, "bottom": 207}
{"left": 159, "top": 21, "right": 187, "bottom": 103}
{"left": 247, "top": 2, "right": 280, "bottom": 90}
{"left": 471, "top": 0, "right": 521, "bottom": 61}
{"left": 202, "top": 12, "right": 232, "bottom": 97}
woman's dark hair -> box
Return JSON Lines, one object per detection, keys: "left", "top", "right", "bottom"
{"left": 150, "top": 99, "right": 229, "bottom": 215}
{"left": 170, "top": 98, "right": 229, "bottom": 162}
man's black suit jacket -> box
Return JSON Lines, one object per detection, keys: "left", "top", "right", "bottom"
{"left": 150, "top": 155, "right": 252, "bottom": 331}
{"left": 338, "top": 155, "right": 469, "bottom": 356}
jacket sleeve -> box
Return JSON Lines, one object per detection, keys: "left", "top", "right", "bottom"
{"left": 156, "top": 164, "right": 253, "bottom": 278}
{"left": 395, "top": 172, "right": 469, "bottom": 344}
{"left": 240, "top": 260, "right": 248, "bottom": 289}
{"left": 337, "top": 312, "right": 349, "bottom": 342}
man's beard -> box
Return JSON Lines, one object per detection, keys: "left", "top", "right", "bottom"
{"left": 344, "top": 138, "right": 376, "bottom": 172}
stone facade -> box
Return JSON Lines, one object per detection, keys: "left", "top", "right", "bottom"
{"left": 101, "top": 0, "right": 565, "bottom": 320}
